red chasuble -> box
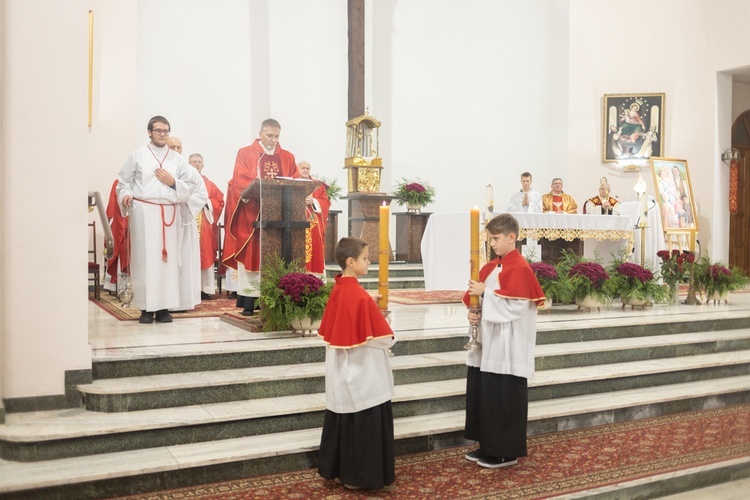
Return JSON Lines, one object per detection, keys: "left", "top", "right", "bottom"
{"left": 105, "top": 179, "right": 129, "bottom": 284}
{"left": 305, "top": 181, "right": 331, "bottom": 274}
{"left": 222, "top": 139, "right": 298, "bottom": 271}
{"left": 199, "top": 175, "right": 225, "bottom": 270}
{"left": 318, "top": 275, "right": 394, "bottom": 348}
{"left": 462, "top": 250, "right": 545, "bottom": 307}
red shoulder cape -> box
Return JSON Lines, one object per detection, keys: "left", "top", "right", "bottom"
{"left": 462, "top": 250, "right": 545, "bottom": 307}
{"left": 318, "top": 275, "right": 394, "bottom": 348}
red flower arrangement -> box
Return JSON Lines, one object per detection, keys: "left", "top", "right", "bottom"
{"left": 608, "top": 261, "right": 665, "bottom": 304}
{"left": 657, "top": 249, "right": 694, "bottom": 289}
{"left": 393, "top": 177, "right": 436, "bottom": 207}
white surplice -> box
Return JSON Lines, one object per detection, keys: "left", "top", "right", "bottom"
{"left": 116, "top": 144, "right": 202, "bottom": 312}
{"left": 507, "top": 189, "right": 543, "bottom": 213}
{"left": 172, "top": 174, "right": 208, "bottom": 311}
{"left": 466, "top": 266, "right": 537, "bottom": 379}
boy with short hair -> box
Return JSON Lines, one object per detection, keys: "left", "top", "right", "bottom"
{"left": 317, "top": 237, "right": 396, "bottom": 490}
{"left": 464, "top": 213, "right": 545, "bottom": 469}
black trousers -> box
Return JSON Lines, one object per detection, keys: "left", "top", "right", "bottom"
{"left": 464, "top": 366, "right": 528, "bottom": 458}
{"left": 318, "top": 402, "right": 395, "bottom": 489}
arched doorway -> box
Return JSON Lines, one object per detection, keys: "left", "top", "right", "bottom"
{"left": 729, "top": 111, "right": 750, "bottom": 275}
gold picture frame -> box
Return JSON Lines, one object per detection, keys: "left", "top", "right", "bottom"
{"left": 603, "top": 93, "right": 665, "bottom": 163}
{"left": 650, "top": 157, "right": 698, "bottom": 232}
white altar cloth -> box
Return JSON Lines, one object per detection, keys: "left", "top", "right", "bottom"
{"left": 421, "top": 206, "right": 663, "bottom": 291}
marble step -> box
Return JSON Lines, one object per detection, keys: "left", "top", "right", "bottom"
{"left": 91, "top": 315, "right": 750, "bottom": 379}
{"left": 325, "top": 263, "right": 424, "bottom": 279}
{"left": 2, "top": 376, "right": 749, "bottom": 497}
{"left": 79, "top": 331, "right": 750, "bottom": 412}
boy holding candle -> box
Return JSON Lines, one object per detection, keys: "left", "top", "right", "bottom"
{"left": 317, "top": 237, "right": 396, "bottom": 490}
{"left": 463, "top": 213, "right": 545, "bottom": 469}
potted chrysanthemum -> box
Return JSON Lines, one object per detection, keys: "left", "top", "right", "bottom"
{"left": 251, "top": 255, "right": 333, "bottom": 334}
{"left": 693, "top": 257, "right": 749, "bottom": 304}
{"left": 530, "top": 261, "right": 573, "bottom": 309}
{"left": 568, "top": 261, "right": 611, "bottom": 311}
{"left": 392, "top": 178, "right": 436, "bottom": 213}
{"left": 607, "top": 261, "right": 666, "bottom": 308}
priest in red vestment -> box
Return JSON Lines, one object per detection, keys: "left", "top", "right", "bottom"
{"left": 104, "top": 179, "right": 129, "bottom": 292}
{"left": 188, "top": 154, "right": 225, "bottom": 299}
{"left": 222, "top": 118, "right": 299, "bottom": 315}
{"left": 297, "top": 161, "right": 331, "bottom": 275}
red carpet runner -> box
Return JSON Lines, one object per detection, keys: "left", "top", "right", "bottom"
{"left": 121, "top": 404, "right": 750, "bottom": 499}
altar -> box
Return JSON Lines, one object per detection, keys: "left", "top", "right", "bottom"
{"left": 421, "top": 201, "right": 664, "bottom": 291}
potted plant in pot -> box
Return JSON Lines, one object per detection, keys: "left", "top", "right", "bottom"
{"left": 392, "top": 177, "right": 436, "bottom": 213}
{"left": 252, "top": 255, "right": 333, "bottom": 335}
{"left": 567, "top": 261, "right": 611, "bottom": 312}
{"left": 529, "top": 261, "right": 573, "bottom": 310}
{"left": 607, "top": 261, "right": 666, "bottom": 309}
{"left": 693, "top": 257, "right": 749, "bottom": 305}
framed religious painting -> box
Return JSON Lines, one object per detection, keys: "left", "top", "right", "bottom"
{"left": 650, "top": 157, "right": 699, "bottom": 231}
{"left": 602, "top": 93, "right": 665, "bottom": 163}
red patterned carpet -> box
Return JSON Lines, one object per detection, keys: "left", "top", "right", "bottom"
{"left": 388, "top": 289, "right": 464, "bottom": 305}
{"left": 90, "top": 292, "right": 241, "bottom": 321}
{"left": 120, "top": 404, "right": 750, "bottom": 499}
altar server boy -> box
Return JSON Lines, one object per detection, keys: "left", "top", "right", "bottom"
{"left": 463, "top": 213, "right": 545, "bottom": 469}
{"left": 317, "top": 237, "right": 396, "bottom": 490}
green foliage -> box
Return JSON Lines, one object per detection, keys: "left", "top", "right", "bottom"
{"left": 318, "top": 176, "right": 343, "bottom": 201}
{"left": 693, "top": 256, "right": 749, "bottom": 298}
{"left": 250, "top": 254, "right": 333, "bottom": 332}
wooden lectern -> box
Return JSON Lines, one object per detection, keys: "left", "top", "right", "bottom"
{"left": 241, "top": 177, "right": 319, "bottom": 264}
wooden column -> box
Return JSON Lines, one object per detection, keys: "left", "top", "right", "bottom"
{"left": 325, "top": 210, "right": 341, "bottom": 263}
{"left": 348, "top": 0, "right": 365, "bottom": 120}
{"left": 346, "top": 193, "right": 394, "bottom": 263}
{"left": 394, "top": 212, "right": 431, "bottom": 262}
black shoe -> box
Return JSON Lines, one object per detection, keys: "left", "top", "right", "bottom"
{"left": 155, "top": 310, "right": 173, "bottom": 323}
{"left": 139, "top": 310, "right": 154, "bottom": 324}
{"left": 477, "top": 456, "right": 517, "bottom": 469}
{"left": 241, "top": 308, "right": 254, "bottom": 316}
{"left": 465, "top": 449, "right": 488, "bottom": 462}
{"left": 201, "top": 292, "right": 214, "bottom": 300}
{"left": 228, "top": 291, "right": 237, "bottom": 299}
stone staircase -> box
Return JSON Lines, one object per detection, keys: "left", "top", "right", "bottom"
{"left": 1, "top": 305, "right": 750, "bottom": 498}
{"left": 325, "top": 262, "right": 425, "bottom": 290}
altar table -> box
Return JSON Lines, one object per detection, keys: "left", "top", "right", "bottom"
{"left": 421, "top": 212, "right": 639, "bottom": 291}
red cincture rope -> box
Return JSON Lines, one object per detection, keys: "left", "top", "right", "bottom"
{"left": 133, "top": 198, "right": 177, "bottom": 261}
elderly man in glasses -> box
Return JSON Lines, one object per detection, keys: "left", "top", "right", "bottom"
{"left": 116, "top": 116, "right": 203, "bottom": 324}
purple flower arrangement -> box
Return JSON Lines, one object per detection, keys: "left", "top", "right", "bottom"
{"left": 616, "top": 262, "right": 654, "bottom": 284}
{"left": 706, "top": 264, "right": 731, "bottom": 279}
{"left": 278, "top": 273, "right": 325, "bottom": 304}
{"left": 569, "top": 262, "right": 609, "bottom": 289}
{"left": 530, "top": 262, "right": 557, "bottom": 281}
{"left": 404, "top": 183, "right": 426, "bottom": 193}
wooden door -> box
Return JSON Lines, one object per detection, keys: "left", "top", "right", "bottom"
{"left": 729, "top": 112, "right": 750, "bottom": 274}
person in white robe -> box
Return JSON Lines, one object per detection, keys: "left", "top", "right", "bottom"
{"left": 116, "top": 116, "right": 203, "bottom": 324}
{"left": 507, "top": 172, "right": 543, "bottom": 213}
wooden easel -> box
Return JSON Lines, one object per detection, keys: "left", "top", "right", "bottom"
{"left": 664, "top": 228, "right": 696, "bottom": 253}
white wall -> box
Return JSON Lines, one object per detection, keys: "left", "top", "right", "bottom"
{"left": 568, "top": 0, "right": 750, "bottom": 261}
{"left": 1, "top": 0, "right": 91, "bottom": 398}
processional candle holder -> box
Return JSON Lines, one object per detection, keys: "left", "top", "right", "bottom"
{"left": 119, "top": 204, "right": 134, "bottom": 308}
{"left": 465, "top": 208, "right": 482, "bottom": 351}
{"left": 381, "top": 309, "right": 395, "bottom": 357}
{"left": 464, "top": 307, "right": 482, "bottom": 350}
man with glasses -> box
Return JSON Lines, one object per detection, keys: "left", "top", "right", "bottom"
{"left": 116, "top": 116, "right": 203, "bottom": 324}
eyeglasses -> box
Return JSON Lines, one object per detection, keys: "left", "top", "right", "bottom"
{"left": 152, "top": 129, "right": 170, "bottom": 135}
